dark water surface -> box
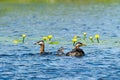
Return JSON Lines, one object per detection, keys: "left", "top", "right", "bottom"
{"left": 0, "top": 1, "right": 120, "bottom": 80}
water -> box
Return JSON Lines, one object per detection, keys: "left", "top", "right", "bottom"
{"left": 0, "top": 2, "right": 120, "bottom": 80}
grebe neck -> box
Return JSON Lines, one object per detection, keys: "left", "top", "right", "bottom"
{"left": 75, "top": 46, "right": 79, "bottom": 49}
{"left": 40, "top": 44, "right": 45, "bottom": 54}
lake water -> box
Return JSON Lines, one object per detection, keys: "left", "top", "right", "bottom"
{"left": 0, "top": 1, "right": 120, "bottom": 80}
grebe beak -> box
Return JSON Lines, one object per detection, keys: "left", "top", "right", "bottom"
{"left": 81, "top": 43, "right": 86, "bottom": 46}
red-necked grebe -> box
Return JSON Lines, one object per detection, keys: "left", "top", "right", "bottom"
{"left": 56, "top": 47, "right": 65, "bottom": 56}
{"left": 35, "top": 40, "right": 51, "bottom": 55}
{"left": 66, "top": 42, "right": 86, "bottom": 57}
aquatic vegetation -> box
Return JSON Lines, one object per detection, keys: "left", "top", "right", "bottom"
{"left": 42, "top": 35, "right": 52, "bottom": 41}
{"left": 42, "top": 35, "right": 59, "bottom": 45}
{"left": 72, "top": 37, "right": 77, "bottom": 46}
{"left": 1, "top": 0, "right": 120, "bottom": 4}
{"left": 47, "top": 35, "right": 53, "bottom": 41}
{"left": 49, "top": 41, "right": 59, "bottom": 44}
{"left": 89, "top": 36, "right": 94, "bottom": 43}
{"left": 42, "top": 36, "right": 48, "bottom": 41}
{"left": 13, "top": 39, "right": 20, "bottom": 44}
{"left": 22, "top": 34, "right": 26, "bottom": 43}
{"left": 83, "top": 32, "right": 87, "bottom": 40}
{"left": 95, "top": 34, "right": 100, "bottom": 43}
{"left": 11, "top": 32, "right": 120, "bottom": 47}
{"left": 13, "top": 34, "right": 26, "bottom": 44}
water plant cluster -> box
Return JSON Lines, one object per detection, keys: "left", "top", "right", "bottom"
{"left": 12, "top": 31, "right": 120, "bottom": 48}
{"left": 13, "top": 32, "right": 101, "bottom": 46}
{"left": 72, "top": 32, "right": 100, "bottom": 45}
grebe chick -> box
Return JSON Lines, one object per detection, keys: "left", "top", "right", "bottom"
{"left": 66, "top": 42, "right": 86, "bottom": 57}
{"left": 35, "top": 40, "right": 52, "bottom": 55}
{"left": 56, "top": 47, "right": 65, "bottom": 56}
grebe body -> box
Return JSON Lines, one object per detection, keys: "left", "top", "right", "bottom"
{"left": 56, "top": 47, "right": 65, "bottom": 56}
{"left": 66, "top": 42, "right": 86, "bottom": 57}
{"left": 66, "top": 48, "right": 85, "bottom": 57}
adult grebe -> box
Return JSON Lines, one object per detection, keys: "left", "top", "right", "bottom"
{"left": 66, "top": 42, "right": 86, "bottom": 57}
{"left": 35, "top": 40, "right": 51, "bottom": 55}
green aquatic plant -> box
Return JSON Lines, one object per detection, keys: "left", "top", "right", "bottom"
{"left": 1, "top": 0, "right": 119, "bottom": 4}
{"left": 47, "top": 35, "right": 53, "bottom": 41}
{"left": 13, "top": 34, "right": 26, "bottom": 44}
{"left": 49, "top": 41, "right": 59, "bottom": 44}
{"left": 22, "top": 34, "right": 26, "bottom": 43}
{"left": 95, "top": 34, "right": 100, "bottom": 43}
{"left": 42, "top": 36, "right": 48, "bottom": 41}
{"left": 72, "top": 38, "right": 77, "bottom": 46}
{"left": 89, "top": 36, "right": 94, "bottom": 43}
{"left": 13, "top": 39, "right": 23, "bottom": 44}
{"left": 42, "top": 35, "right": 59, "bottom": 45}
{"left": 13, "top": 39, "right": 20, "bottom": 44}
{"left": 83, "top": 32, "right": 87, "bottom": 40}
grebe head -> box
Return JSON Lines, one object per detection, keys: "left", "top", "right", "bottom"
{"left": 35, "top": 40, "right": 44, "bottom": 46}
{"left": 58, "top": 47, "right": 64, "bottom": 52}
{"left": 75, "top": 42, "right": 86, "bottom": 48}
{"left": 56, "top": 47, "right": 65, "bottom": 56}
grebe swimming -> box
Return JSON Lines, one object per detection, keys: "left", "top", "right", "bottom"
{"left": 35, "top": 40, "right": 85, "bottom": 57}
{"left": 66, "top": 42, "right": 86, "bottom": 57}
{"left": 56, "top": 47, "right": 65, "bottom": 56}
{"left": 35, "top": 40, "right": 51, "bottom": 55}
